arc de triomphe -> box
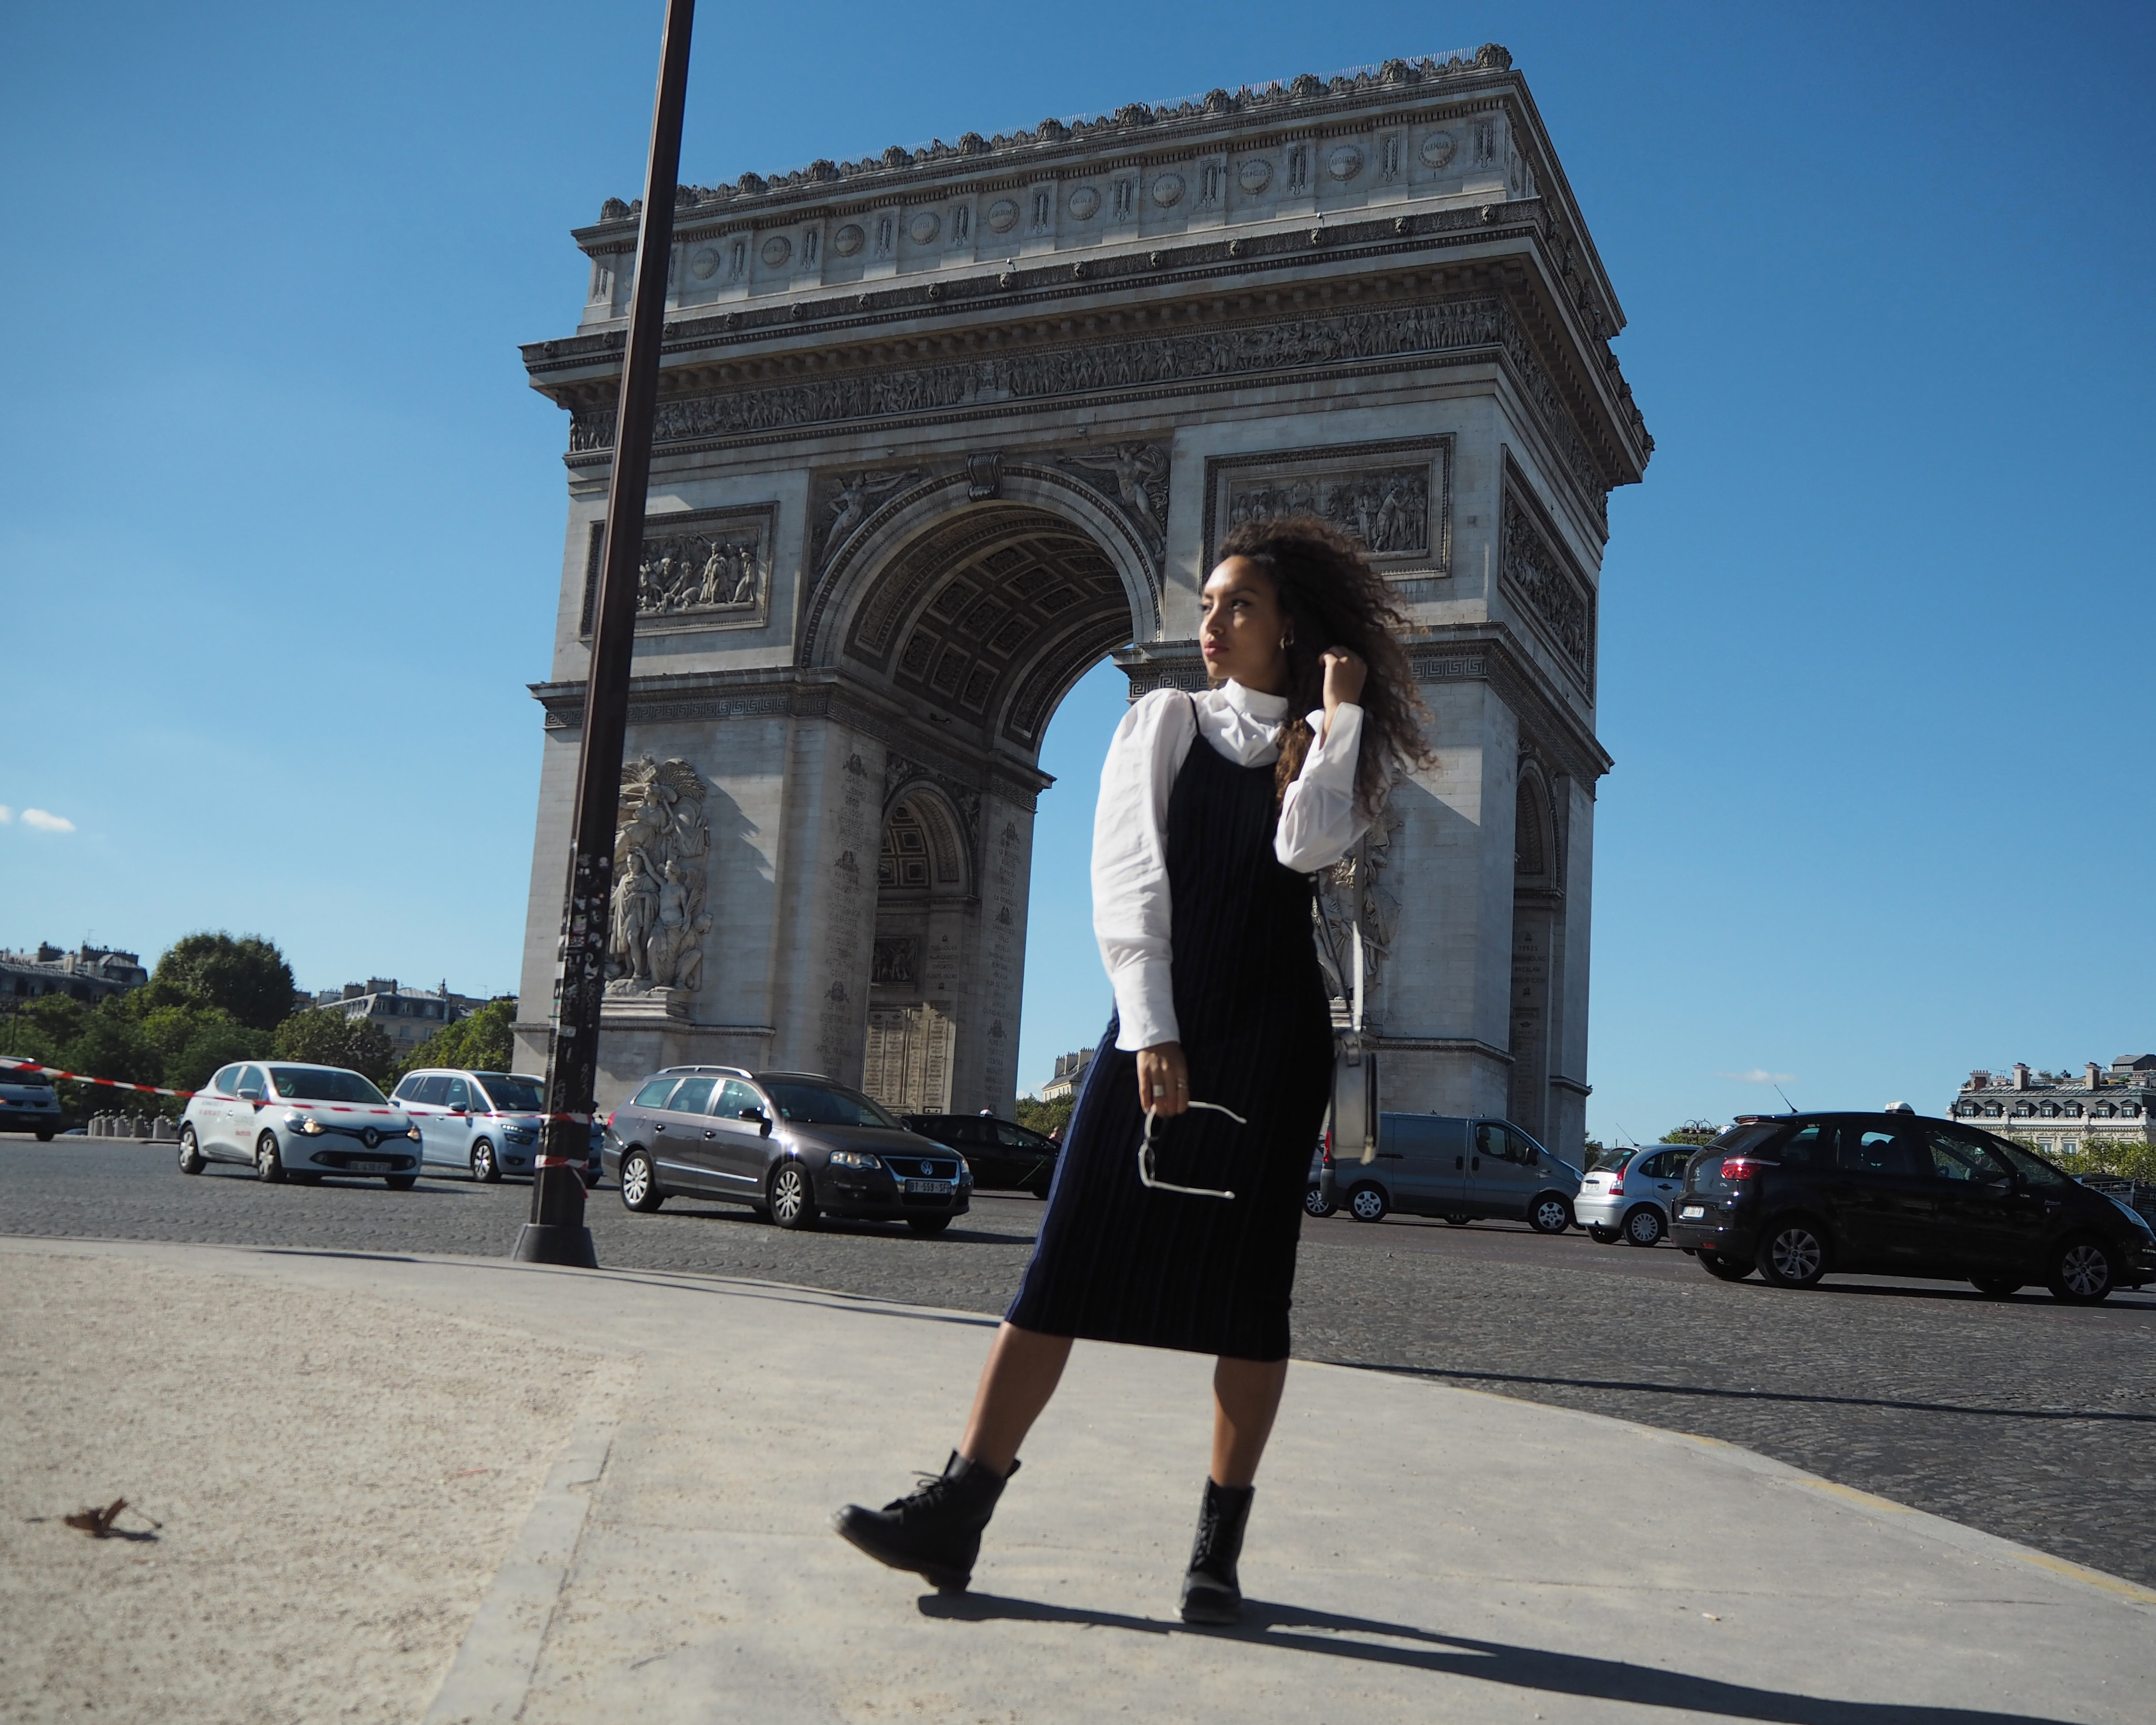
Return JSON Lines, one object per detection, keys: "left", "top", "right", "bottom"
{"left": 509, "top": 46, "right": 1651, "bottom": 1163}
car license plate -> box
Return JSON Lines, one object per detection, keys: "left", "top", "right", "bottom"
{"left": 904, "top": 1178, "right": 953, "bottom": 1196}
{"left": 1680, "top": 1204, "right": 1705, "bottom": 1219}
{"left": 352, "top": 1160, "right": 390, "bottom": 1174}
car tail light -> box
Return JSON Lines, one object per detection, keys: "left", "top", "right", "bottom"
{"left": 1720, "top": 1157, "right": 1762, "bottom": 1180}
{"left": 1608, "top": 1180, "right": 1624, "bottom": 1195}
{"left": 1321, "top": 1130, "right": 1333, "bottom": 1167}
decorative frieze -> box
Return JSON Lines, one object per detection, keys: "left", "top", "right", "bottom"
{"left": 1499, "top": 472, "right": 1595, "bottom": 693}
{"left": 1203, "top": 435, "right": 1451, "bottom": 578}
{"left": 579, "top": 504, "right": 777, "bottom": 638}
{"left": 568, "top": 295, "right": 1604, "bottom": 528}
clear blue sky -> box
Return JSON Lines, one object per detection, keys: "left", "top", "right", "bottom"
{"left": 3, "top": 2, "right": 2151, "bottom": 1139}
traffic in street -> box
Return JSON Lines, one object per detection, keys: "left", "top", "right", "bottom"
{"left": 8, "top": 1133, "right": 2154, "bottom": 1591}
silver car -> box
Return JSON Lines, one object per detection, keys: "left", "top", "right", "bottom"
{"left": 1575, "top": 1143, "right": 1695, "bottom": 1246}
{"left": 389, "top": 1068, "right": 602, "bottom": 1186}
{"left": 1, "top": 1059, "right": 64, "bottom": 1139}
{"left": 176, "top": 1061, "right": 422, "bottom": 1186}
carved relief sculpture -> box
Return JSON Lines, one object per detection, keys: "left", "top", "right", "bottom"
{"left": 1500, "top": 488, "right": 1595, "bottom": 689}
{"left": 606, "top": 756, "right": 714, "bottom": 998}
{"left": 1314, "top": 810, "right": 1404, "bottom": 1014}
{"left": 1056, "top": 442, "right": 1169, "bottom": 560}
{"left": 1227, "top": 465, "right": 1428, "bottom": 555}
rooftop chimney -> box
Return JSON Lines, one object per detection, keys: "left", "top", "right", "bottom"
{"left": 1968, "top": 1069, "right": 1990, "bottom": 1090}
{"left": 2086, "top": 1061, "right": 2103, "bottom": 1090}
{"left": 2012, "top": 1062, "right": 2030, "bottom": 1091}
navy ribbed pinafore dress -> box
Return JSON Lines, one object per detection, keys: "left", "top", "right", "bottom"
{"left": 1005, "top": 701, "right": 1335, "bottom": 1361}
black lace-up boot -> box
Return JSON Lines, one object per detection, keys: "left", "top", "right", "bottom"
{"left": 833, "top": 1452, "right": 1018, "bottom": 1593}
{"left": 1179, "top": 1478, "right": 1255, "bottom": 1624}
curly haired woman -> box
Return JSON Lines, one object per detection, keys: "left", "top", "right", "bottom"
{"left": 836, "top": 515, "right": 1432, "bottom": 1622}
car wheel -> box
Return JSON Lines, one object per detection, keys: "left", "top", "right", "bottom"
{"left": 769, "top": 1161, "right": 817, "bottom": 1230}
{"left": 1622, "top": 1205, "right": 1665, "bottom": 1248}
{"left": 2047, "top": 1236, "right": 2115, "bottom": 1305}
{"left": 1699, "top": 1250, "right": 1753, "bottom": 1281}
{"left": 907, "top": 1215, "right": 953, "bottom": 1236}
{"left": 1346, "top": 1183, "right": 1388, "bottom": 1223}
{"left": 177, "top": 1126, "right": 205, "bottom": 1175}
{"left": 1757, "top": 1216, "right": 1828, "bottom": 1288}
{"left": 618, "top": 1149, "right": 664, "bottom": 1213}
{"left": 1587, "top": 1224, "right": 1619, "bottom": 1244}
{"left": 1970, "top": 1275, "right": 2023, "bottom": 1297}
{"left": 1530, "top": 1193, "right": 1574, "bottom": 1235}
{"left": 35, "top": 1128, "right": 55, "bottom": 1142}
{"left": 1304, "top": 1183, "right": 1338, "bottom": 1218}
{"left": 470, "top": 1140, "right": 500, "bottom": 1183}
{"left": 385, "top": 1174, "right": 417, "bottom": 1190}
{"left": 255, "top": 1132, "right": 285, "bottom": 1184}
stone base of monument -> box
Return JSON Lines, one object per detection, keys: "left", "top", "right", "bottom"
{"left": 511, "top": 1222, "right": 599, "bottom": 1268}
{"left": 600, "top": 987, "right": 692, "bottom": 1022}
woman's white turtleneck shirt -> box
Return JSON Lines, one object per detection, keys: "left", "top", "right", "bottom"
{"left": 1091, "top": 679, "right": 1369, "bottom": 1054}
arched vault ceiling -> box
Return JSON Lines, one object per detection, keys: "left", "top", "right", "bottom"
{"left": 843, "top": 506, "right": 1134, "bottom": 757}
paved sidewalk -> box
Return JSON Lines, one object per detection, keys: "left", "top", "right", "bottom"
{"left": 4, "top": 1239, "right": 2150, "bottom": 1724}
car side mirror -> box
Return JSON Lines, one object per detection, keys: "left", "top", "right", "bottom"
{"left": 740, "top": 1107, "right": 772, "bottom": 1136}
{"left": 237, "top": 1087, "right": 261, "bottom": 1103}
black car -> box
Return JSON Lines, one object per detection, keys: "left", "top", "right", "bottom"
{"left": 1669, "top": 1111, "right": 2156, "bottom": 1303}
{"left": 900, "top": 1113, "right": 1059, "bottom": 1197}
{"left": 603, "top": 1067, "right": 971, "bottom": 1235}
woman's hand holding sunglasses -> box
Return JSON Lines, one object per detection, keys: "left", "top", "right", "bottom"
{"left": 1135, "top": 1042, "right": 1190, "bottom": 1117}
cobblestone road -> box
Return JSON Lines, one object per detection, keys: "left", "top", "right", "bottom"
{"left": 10, "top": 1139, "right": 2155, "bottom": 1587}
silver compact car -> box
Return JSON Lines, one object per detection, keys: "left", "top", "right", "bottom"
{"left": 1575, "top": 1143, "right": 1695, "bottom": 1246}
{"left": 177, "top": 1061, "right": 423, "bottom": 1187}
{"left": 390, "top": 1068, "right": 603, "bottom": 1186}
{"left": 1, "top": 1059, "right": 64, "bottom": 1139}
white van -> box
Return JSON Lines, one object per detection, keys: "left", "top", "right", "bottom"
{"left": 1327, "top": 1113, "right": 1580, "bottom": 1234}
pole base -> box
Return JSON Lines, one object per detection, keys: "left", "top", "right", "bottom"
{"left": 511, "top": 1223, "right": 599, "bottom": 1269}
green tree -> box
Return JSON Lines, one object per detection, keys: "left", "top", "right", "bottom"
{"left": 398, "top": 998, "right": 518, "bottom": 1077}
{"left": 1660, "top": 1122, "right": 1724, "bottom": 1147}
{"left": 272, "top": 1008, "right": 395, "bottom": 1085}
{"left": 1014, "top": 1095, "right": 1075, "bottom": 1138}
{"left": 147, "top": 932, "right": 296, "bottom": 1032}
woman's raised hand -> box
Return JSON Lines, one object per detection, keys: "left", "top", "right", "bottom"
{"left": 1320, "top": 647, "right": 1367, "bottom": 740}
{"left": 1136, "top": 1042, "right": 1190, "bottom": 1117}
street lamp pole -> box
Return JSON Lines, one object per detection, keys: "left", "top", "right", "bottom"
{"left": 515, "top": 0, "right": 697, "bottom": 1269}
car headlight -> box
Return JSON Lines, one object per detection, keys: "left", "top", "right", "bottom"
{"left": 404, "top": 1124, "right": 423, "bottom": 1141}
{"left": 828, "top": 1149, "right": 881, "bottom": 1171}
{"left": 286, "top": 1113, "right": 324, "bottom": 1136}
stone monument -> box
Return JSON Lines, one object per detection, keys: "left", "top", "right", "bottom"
{"left": 509, "top": 46, "right": 1651, "bottom": 1162}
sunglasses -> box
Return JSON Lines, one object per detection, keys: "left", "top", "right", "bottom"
{"left": 1138, "top": 1098, "right": 1249, "bottom": 1200}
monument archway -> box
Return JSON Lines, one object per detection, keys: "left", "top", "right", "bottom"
{"left": 509, "top": 45, "right": 1650, "bottom": 1159}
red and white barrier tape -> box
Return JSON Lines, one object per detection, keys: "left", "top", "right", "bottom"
{"left": 0, "top": 1057, "right": 594, "bottom": 1124}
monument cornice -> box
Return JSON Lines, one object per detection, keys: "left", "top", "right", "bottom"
{"left": 527, "top": 200, "right": 1648, "bottom": 490}
{"left": 528, "top": 665, "right": 1054, "bottom": 807}
{"left": 559, "top": 45, "right": 1627, "bottom": 341}
{"left": 551, "top": 279, "right": 1637, "bottom": 532}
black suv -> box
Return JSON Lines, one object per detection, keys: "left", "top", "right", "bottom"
{"left": 603, "top": 1067, "right": 971, "bottom": 1235}
{"left": 1669, "top": 1112, "right": 2156, "bottom": 1303}
{"left": 900, "top": 1113, "right": 1059, "bottom": 1197}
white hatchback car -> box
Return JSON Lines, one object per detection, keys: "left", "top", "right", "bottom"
{"left": 390, "top": 1068, "right": 602, "bottom": 1186}
{"left": 1575, "top": 1143, "right": 1696, "bottom": 1246}
{"left": 178, "top": 1061, "right": 422, "bottom": 1186}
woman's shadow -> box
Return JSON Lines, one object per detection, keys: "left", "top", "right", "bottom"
{"left": 918, "top": 1592, "right": 2074, "bottom": 1725}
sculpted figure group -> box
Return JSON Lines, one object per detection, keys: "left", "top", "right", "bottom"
{"left": 607, "top": 756, "right": 715, "bottom": 996}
